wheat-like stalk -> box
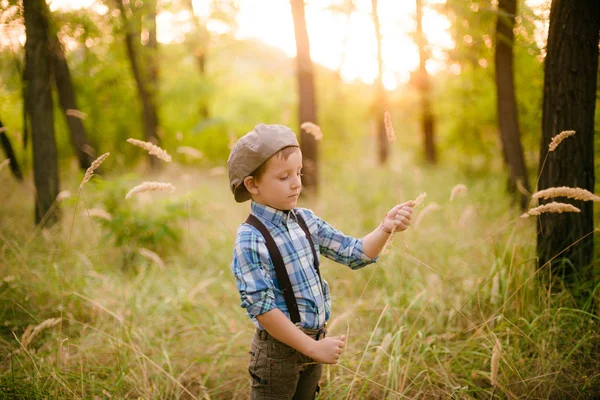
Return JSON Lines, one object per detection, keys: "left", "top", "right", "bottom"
{"left": 0, "top": 158, "right": 10, "bottom": 172}
{"left": 520, "top": 202, "right": 581, "bottom": 218}
{"left": 65, "top": 109, "right": 87, "bottom": 119}
{"left": 83, "top": 208, "right": 113, "bottom": 221}
{"left": 300, "top": 122, "right": 323, "bottom": 141}
{"left": 532, "top": 186, "right": 600, "bottom": 202}
{"left": 490, "top": 338, "right": 501, "bottom": 386}
{"left": 80, "top": 152, "right": 110, "bottom": 190}
{"left": 548, "top": 130, "right": 575, "bottom": 152}
{"left": 450, "top": 184, "right": 467, "bottom": 201}
{"left": 126, "top": 182, "right": 175, "bottom": 199}
{"left": 20, "top": 317, "right": 62, "bottom": 350}
{"left": 384, "top": 111, "right": 395, "bottom": 142}
{"left": 413, "top": 192, "right": 427, "bottom": 207}
{"left": 55, "top": 190, "right": 72, "bottom": 202}
{"left": 127, "top": 138, "right": 172, "bottom": 162}
{"left": 414, "top": 202, "right": 440, "bottom": 227}
{"left": 139, "top": 248, "right": 165, "bottom": 269}
{"left": 177, "top": 146, "right": 203, "bottom": 159}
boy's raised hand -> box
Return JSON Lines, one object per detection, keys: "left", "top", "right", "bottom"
{"left": 381, "top": 201, "right": 414, "bottom": 233}
{"left": 309, "top": 335, "right": 346, "bottom": 364}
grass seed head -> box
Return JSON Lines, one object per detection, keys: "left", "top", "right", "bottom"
{"left": 532, "top": 186, "right": 600, "bottom": 202}
{"left": 126, "top": 181, "right": 175, "bottom": 199}
{"left": 300, "top": 122, "right": 323, "bottom": 141}
{"left": 548, "top": 130, "right": 575, "bottom": 152}
{"left": 521, "top": 202, "right": 581, "bottom": 218}
{"left": 127, "top": 138, "right": 172, "bottom": 162}
{"left": 384, "top": 111, "right": 396, "bottom": 142}
{"left": 80, "top": 152, "right": 110, "bottom": 190}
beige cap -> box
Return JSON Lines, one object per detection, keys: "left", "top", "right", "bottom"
{"left": 227, "top": 123, "right": 299, "bottom": 202}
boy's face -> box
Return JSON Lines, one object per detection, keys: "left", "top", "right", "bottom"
{"left": 250, "top": 148, "right": 303, "bottom": 211}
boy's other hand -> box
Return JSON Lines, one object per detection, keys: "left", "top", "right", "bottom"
{"left": 309, "top": 335, "right": 346, "bottom": 364}
{"left": 382, "top": 201, "right": 414, "bottom": 233}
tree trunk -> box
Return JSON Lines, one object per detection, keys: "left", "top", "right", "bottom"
{"left": 290, "top": 0, "right": 318, "bottom": 196}
{"left": 537, "top": 0, "right": 600, "bottom": 294}
{"left": 23, "top": 0, "right": 60, "bottom": 226}
{"left": 416, "top": 0, "right": 436, "bottom": 164}
{"left": 184, "top": 0, "right": 209, "bottom": 118}
{"left": 49, "top": 27, "right": 95, "bottom": 170}
{"left": 494, "top": 0, "right": 530, "bottom": 210}
{"left": 117, "top": 0, "right": 160, "bottom": 169}
{"left": 371, "top": 0, "right": 388, "bottom": 165}
{"left": 0, "top": 119, "right": 24, "bottom": 181}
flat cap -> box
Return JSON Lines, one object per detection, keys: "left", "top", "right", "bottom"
{"left": 227, "top": 123, "right": 299, "bottom": 202}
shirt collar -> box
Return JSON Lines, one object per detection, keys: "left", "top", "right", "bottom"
{"left": 251, "top": 200, "right": 297, "bottom": 226}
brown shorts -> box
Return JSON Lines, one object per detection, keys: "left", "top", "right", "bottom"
{"left": 248, "top": 326, "right": 327, "bottom": 400}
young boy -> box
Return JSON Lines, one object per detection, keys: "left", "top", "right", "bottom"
{"left": 227, "top": 123, "right": 414, "bottom": 399}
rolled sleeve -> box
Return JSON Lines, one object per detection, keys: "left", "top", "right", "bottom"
{"left": 298, "top": 208, "right": 378, "bottom": 270}
{"left": 232, "top": 227, "right": 277, "bottom": 318}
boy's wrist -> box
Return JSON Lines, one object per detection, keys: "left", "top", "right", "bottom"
{"left": 379, "top": 216, "right": 393, "bottom": 234}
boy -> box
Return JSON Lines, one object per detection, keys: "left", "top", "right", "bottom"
{"left": 227, "top": 123, "right": 414, "bottom": 399}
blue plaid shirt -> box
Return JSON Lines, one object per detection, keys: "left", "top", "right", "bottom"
{"left": 232, "top": 201, "right": 378, "bottom": 330}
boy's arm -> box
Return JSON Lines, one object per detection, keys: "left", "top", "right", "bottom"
{"left": 362, "top": 201, "right": 414, "bottom": 259}
{"left": 256, "top": 308, "right": 345, "bottom": 364}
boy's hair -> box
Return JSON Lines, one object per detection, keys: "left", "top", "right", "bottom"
{"left": 251, "top": 146, "right": 300, "bottom": 181}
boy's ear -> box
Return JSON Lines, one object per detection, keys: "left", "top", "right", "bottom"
{"left": 243, "top": 176, "right": 259, "bottom": 195}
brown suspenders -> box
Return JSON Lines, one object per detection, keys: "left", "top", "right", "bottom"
{"left": 245, "top": 212, "right": 322, "bottom": 324}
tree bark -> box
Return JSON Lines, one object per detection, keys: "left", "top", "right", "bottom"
{"left": 49, "top": 27, "right": 95, "bottom": 170}
{"left": 537, "top": 0, "right": 600, "bottom": 293}
{"left": 494, "top": 0, "right": 530, "bottom": 210}
{"left": 117, "top": 0, "right": 160, "bottom": 169}
{"left": 184, "top": 0, "right": 209, "bottom": 118}
{"left": 371, "top": 0, "right": 389, "bottom": 165}
{"left": 0, "top": 119, "right": 24, "bottom": 181}
{"left": 290, "top": 0, "right": 318, "bottom": 196}
{"left": 416, "top": 0, "right": 436, "bottom": 164}
{"left": 23, "top": 0, "right": 60, "bottom": 226}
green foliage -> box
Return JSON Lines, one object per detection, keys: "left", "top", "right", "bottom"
{"left": 91, "top": 179, "right": 186, "bottom": 265}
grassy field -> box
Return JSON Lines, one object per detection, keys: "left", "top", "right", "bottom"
{"left": 1, "top": 150, "right": 599, "bottom": 399}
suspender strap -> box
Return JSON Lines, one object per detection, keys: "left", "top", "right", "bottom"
{"left": 295, "top": 213, "right": 322, "bottom": 282}
{"left": 245, "top": 214, "right": 301, "bottom": 324}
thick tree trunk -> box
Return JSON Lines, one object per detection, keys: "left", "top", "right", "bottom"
{"left": 416, "top": 0, "right": 436, "bottom": 164}
{"left": 117, "top": 0, "right": 160, "bottom": 169}
{"left": 49, "top": 30, "right": 95, "bottom": 170}
{"left": 290, "top": 0, "right": 318, "bottom": 196}
{"left": 494, "top": 0, "right": 530, "bottom": 210}
{"left": 23, "top": 0, "right": 60, "bottom": 226}
{"left": 537, "top": 0, "right": 600, "bottom": 293}
{"left": 371, "top": 0, "right": 388, "bottom": 165}
{"left": 0, "top": 119, "right": 24, "bottom": 181}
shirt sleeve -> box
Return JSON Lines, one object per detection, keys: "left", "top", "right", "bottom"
{"left": 231, "top": 225, "right": 277, "bottom": 318}
{"left": 297, "top": 208, "right": 378, "bottom": 270}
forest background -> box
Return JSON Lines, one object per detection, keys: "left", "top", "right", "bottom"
{"left": 1, "top": 0, "right": 599, "bottom": 398}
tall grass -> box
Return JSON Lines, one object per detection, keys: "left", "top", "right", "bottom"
{"left": 1, "top": 151, "right": 599, "bottom": 399}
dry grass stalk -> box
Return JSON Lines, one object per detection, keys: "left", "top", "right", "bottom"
{"left": 21, "top": 317, "right": 62, "bottom": 350}
{"left": 177, "top": 146, "right": 203, "bottom": 159}
{"left": 521, "top": 202, "right": 581, "bottom": 218}
{"left": 65, "top": 109, "right": 87, "bottom": 119}
{"left": 413, "top": 192, "right": 427, "bottom": 207}
{"left": 0, "top": 158, "right": 10, "bottom": 172}
{"left": 55, "top": 190, "right": 72, "bottom": 202}
{"left": 126, "top": 181, "right": 175, "bottom": 199}
{"left": 490, "top": 338, "right": 501, "bottom": 386}
{"left": 127, "top": 138, "right": 172, "bottom": 162}
{"left": 80, "top": 152, "right": 110, "bottom": 190}
{"left": 490, "top": 274, "right": 500, "bottom": 305}
{"left": 300, "top": 122, "right": 323, "bottom": 141}
{"left": 139, "top": 248, "right": 165, "bottom": 269}
{"left": 548, "top": 130, "right": 575, "bottom": 152}
{"left": 532, "top": 186, "right": 600, "bottom": 202}
{"left": 515, "top": 178, "right": 530, "bottom": 196}
{"left": 384, "top": 111, "right": 395, "bottom": 142}
{"left": 414, "top": 202, "right": 440, "bottom": 227}
{"left": 83, "top": 208, "right": 113, "bottom": 221}
{"left": 450, "top": 184, "right": 467, "bottom": 201}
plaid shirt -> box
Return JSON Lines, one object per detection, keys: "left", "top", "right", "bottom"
{"left": 232, "top": 201, "right": 377, "bottom": 330}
